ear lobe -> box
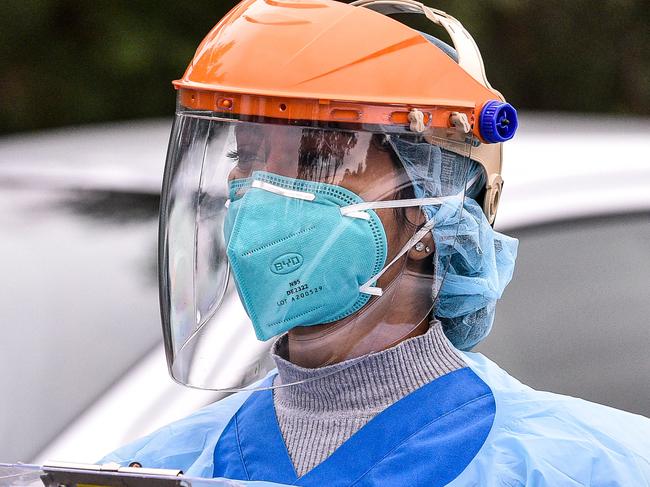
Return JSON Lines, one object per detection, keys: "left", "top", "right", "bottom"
{"left": 408, "top": 231, "right": 435, "bottom": 261}
{"left": 403, "top": 206, "right": 435, "bottom": 262}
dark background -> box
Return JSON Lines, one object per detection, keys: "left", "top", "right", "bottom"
{"left": 1, "top": 0, "right": 649, "bottom": 135}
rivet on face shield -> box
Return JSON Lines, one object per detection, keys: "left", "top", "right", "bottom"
{"left": 218, "top": 98, "right": 233, "bottom": 109}
{"left": 415, "top": 242, "right": 425, "bottom": 252}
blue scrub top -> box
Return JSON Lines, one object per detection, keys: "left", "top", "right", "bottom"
{"left": 102, "top": 353, "right": 650, "bottom": 486}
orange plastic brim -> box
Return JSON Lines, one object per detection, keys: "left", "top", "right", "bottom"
{"left": 173, "top": 0, "right": 502, "bottom": 141}
{"left": 177, "top": 88, "right": 477, "bottom": 135}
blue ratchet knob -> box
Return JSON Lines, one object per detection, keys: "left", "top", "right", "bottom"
{"left": 479, "top": 100, "right": 518, "bottom": 143}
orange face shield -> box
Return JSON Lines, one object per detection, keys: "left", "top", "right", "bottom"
{"left": 160, "top": 0, "right": 519, "bottom": 391}
{"left": 173, "top": 0, "right": 517, "bottom": 224}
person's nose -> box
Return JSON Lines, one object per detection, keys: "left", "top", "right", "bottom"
{"left": 264, "top": 154, "right": 283, "bottom": 174}
{"left": 264, "top": 147, "right": 297, "bottom": 178}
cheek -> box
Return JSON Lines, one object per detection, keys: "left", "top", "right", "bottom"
{"left": 375, "top": 208, "right": 409, "bottom": 261}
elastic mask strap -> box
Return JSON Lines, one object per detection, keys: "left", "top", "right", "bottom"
{"left": 340, "top": 172, "right": 481, "bottom": 221}
{"left": 353, "top": 171, "right": 481, "bottom": 296}
{"left": 360, "top": 218, "right": 436, "bottom": 296}
{"left": 348, "top": 196, "right": 456, "bottom": 297}
{"left": 340, "top": 195, "right": 455, "bottom": 220}
{"left": 223, "top": 177, "right": 477, "bottom": 297}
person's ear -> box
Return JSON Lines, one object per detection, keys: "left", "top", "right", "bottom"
{"left": 405, "top": 206, "right": 435, "bottom": 262}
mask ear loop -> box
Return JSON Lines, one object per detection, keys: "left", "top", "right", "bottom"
{"left": 340, "top": 195, "right": 450, "bottom": 220}
{"left": 344, "top": 170, "right": 482, "bottom": 296}
{"left": 360, "top": 218, "right": 437, "bottom": 296}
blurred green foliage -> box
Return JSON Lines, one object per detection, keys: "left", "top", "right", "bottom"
{"left": 1, "top": 0, "right": 648, "bottom": 134}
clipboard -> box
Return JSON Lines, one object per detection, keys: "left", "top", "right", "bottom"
{"left": 41, "top": 461, "right": 184, "bottom": 487}
{"left": 0, "top": 462, "right": 243, "bottom": 487}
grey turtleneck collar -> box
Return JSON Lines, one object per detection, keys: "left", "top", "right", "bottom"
{"left": 270, "top": 321, "right": 465, "bottom": 476}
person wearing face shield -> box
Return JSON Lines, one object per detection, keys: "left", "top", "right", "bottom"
{"left": 101, "top": 1, "right": 650, "bottom": 485}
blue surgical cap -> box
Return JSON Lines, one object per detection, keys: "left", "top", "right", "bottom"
{"left": 388, "top": 135, "right": 518, "bottom": 350}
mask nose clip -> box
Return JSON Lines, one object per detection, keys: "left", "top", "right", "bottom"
{"left": 251, "top": 179, "right": 316, "bottom": 201}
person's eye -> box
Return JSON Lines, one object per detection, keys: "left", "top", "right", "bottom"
{"left": 227, "top": 149, "right": 260, "bottom": 172}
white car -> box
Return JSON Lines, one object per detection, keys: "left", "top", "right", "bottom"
{"left": 0, "top": 113, "right": 648, "bottom": 465}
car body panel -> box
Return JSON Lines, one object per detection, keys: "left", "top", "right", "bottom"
{"left": 1, "top": 114, "right": 647, "bottom": 464}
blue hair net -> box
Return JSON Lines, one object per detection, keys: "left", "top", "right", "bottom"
{"left": 382, "top": 31, "right": 519, "bottom": 350}
{"left": 388, "top": 136, "right": 518, "bottom": 351}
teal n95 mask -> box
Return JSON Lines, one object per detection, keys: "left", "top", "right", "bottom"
{"left": 224, "top": 171, "right": 388, "bottom": 341}
{"left": 159, "top": 112, "right": 474, "bottom": 391}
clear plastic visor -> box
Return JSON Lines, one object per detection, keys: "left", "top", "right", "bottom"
{"left": 159, "top": 109, "right": 473, "bottom": 391}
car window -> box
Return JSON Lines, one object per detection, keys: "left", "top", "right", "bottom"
{"left": 0, "top": 187, "right": 161, "bottom": 463}
{"left": 478, "top": 213, "right": 650, "bottom": 416}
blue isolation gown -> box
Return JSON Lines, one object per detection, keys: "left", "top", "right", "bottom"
{"left": 102, "top": 353, "right": 650, "bottom": 486}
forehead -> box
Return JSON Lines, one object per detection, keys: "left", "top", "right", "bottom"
{"left": 234, "top": 123, "right": 367, "bottom": 154}
{"left": 232, "top": 123, "right": 411, "bottom": 199}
